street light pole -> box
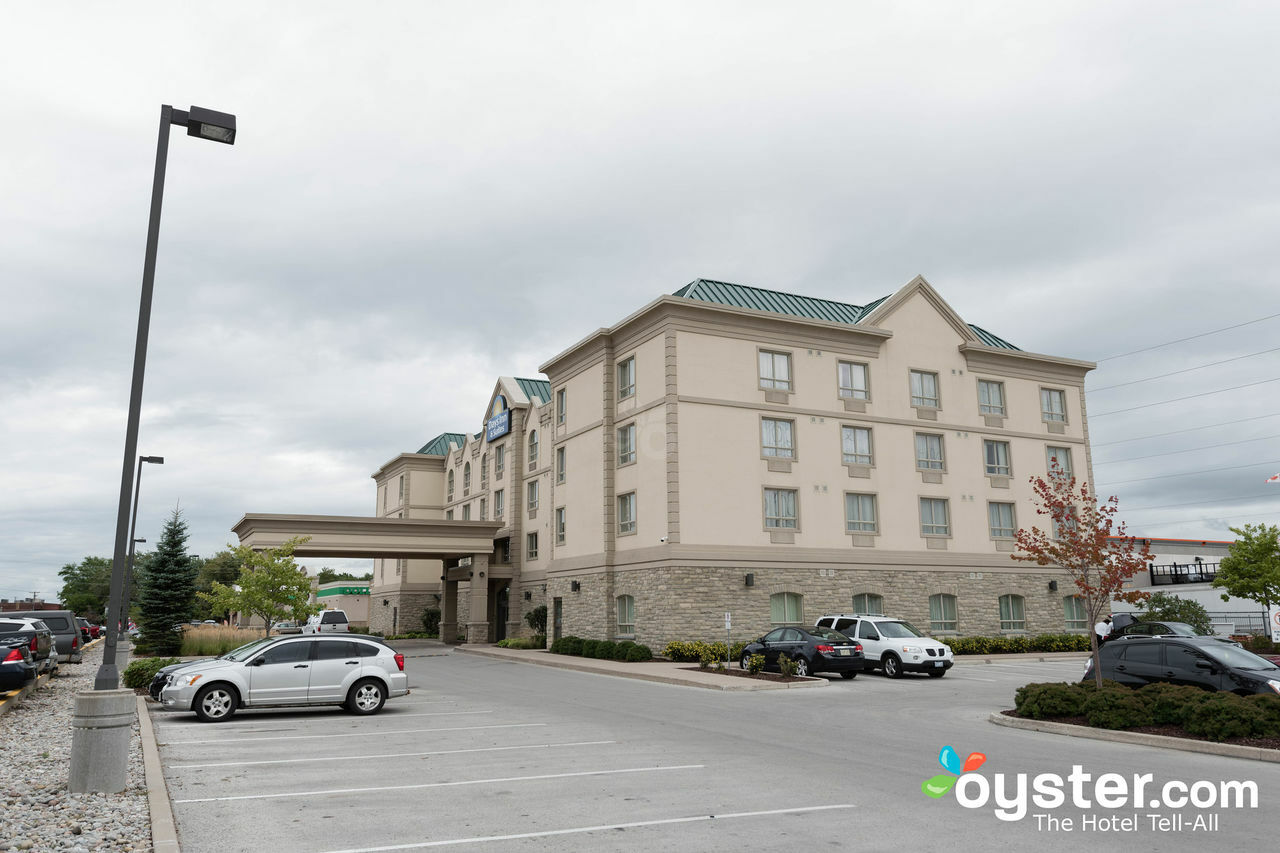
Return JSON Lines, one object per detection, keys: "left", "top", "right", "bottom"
{"left": 117, "top": 456, "right": 163, "bottom": 636}
{"left": 94, "top": 105, "right": 235, "bottom": 692}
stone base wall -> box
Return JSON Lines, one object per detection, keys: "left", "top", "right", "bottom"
{"left": 553, "top": 565, "right": 1079, "bottom": 651}
{"left": 370, "top": 590, "right": 472, "bottom": 638}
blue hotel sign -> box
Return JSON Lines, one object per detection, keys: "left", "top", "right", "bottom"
{"left": 486, "top": 409, "right": 511, "bottom": 442}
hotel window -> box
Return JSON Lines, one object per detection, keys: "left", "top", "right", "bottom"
{"left": 526, "top": 532, "right": 539, "bottom": 560}
{"left": 1041, "top": 388, "right": 1067, "bottom": 423}
{"left": 463, "top": 462, "right": 471, "bottom": 495}
{"left": 495, "top": 444, "right": 505, "bottom": 477}
{"left": 617, "top": 423, "right": 636, "bottom": 465}
{"left": 445, "top": 509, "right": 453, "bottom": 520}
{"left": 380, "top": 485, "right": 386, "bottom": 514}
{"left": 494, "top": 489, "right": 504, "bottom": 520}
{"left": 852, "top": 593, "right": 883, "bottom": 615}
{"left": 770, "top": 591, "right": 803, "bottom": 625}
{"left": 909, "top": 370, "right": 940, "bottom": 408}
{"left": 527, "top": 480, "right": 539, "bottom": 513}
{"left": 617, "top": 491, "right": 636, "bottom": 535}
{"left": 761, "top": 418, "right": 795, "bottom": 459}
{"left": 528, "top": 430, "right": 539, "bottom": 469}
{"left": 758, "top": 350, "right": 792, "bottom": 391}
{"left": 498, "top": 539, "right": 510, "bottom": 563}
{"left": 1046, "top": 446, "right": 1073, "bottom": 480}
{"left": 556, "top": 446, "right": 566, "bottom": 483}
{"left": 555, "top": 507, "right": 566, "bottom": 544}
{"left": 1053, "top": 506, "right": 1079, "bottom": 541}
{"left": 462, "top": 504, "right": 471, "bottom": 520}
{"left": 838, "top": 361, "right": 870, "bottom": 400}
{"left": 480, "top": 453, "right": 488, "bottom": 488}
{"left": 844, "top": 493, "right": 877, "bottom": 534}
{"left": 617, "top": 356, "right": 636, "bottom": 400}
{"left": 479, "top": 498, "right": 487, "bottom": 520}
{"left": 1064, "top": 595, "right": 1087, "bottom": 630}
{"left": 929, "top": 594, "right": 958, "bottom": 631}
{"left": 999, "top": 594, "right": 1026, "bottom": 631}
{"left": 764, "top": 488, "right": 798, "bottom": 529}
{"left": 398, "top": 474, "right": 405, "bottom": 507}
{"left": 915, "top": 433, "right": 945, "bottom": 470}
{"left": 616, "top": 594, "right": 636, "bottom": 635}
{"left": 396, "top": 558, "right": 404, "bottom": 576}
{"left": 983, "top": 440, "right": 1011, "bottom": 476}
{"left": 556, "top": 388, "right": 567, "bottom": 425}
{"left": 978, "top": 380, "right": 1006, "bottom": 416}
{"left": 841, "top": 426, "right": 872, "bottom": 466}
{"left": 988, "top": 502, "right": 1016, "bottom": 538}
{"left": 919, "top": 498, "right": 950, "bottom": 536}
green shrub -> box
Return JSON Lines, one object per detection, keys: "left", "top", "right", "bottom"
{"left": 1182, "top": 693, "right": 1266, "bottom": 741}
{"left": 123, "top": 657, "right": 181, "bottom": 690}
{"left": 944, "top": 634, "right": 1092, "bottom": 655}
{"left": 1245, "top": 694, "right": 1280, "bottom": 737}
{"left": 777, "top": 653, "right": 798, "bottom": 677}
{"left": 611, "top": 641, "right": 633, "bottom": 661}
{"left": 662, "top": 640, "right": 748, "bottom": 662}
{"left": 1136, "top": 683, "right": 1212, "bottom": 725}
{"left": 747, "top": 653, "right": 765, "bottom": 675}
{"left": 698, "top": 651, "right": 717, "bottom": 670}
{"left": 624, "top": 643, "right": 652, "bottom": 662}
{"left": 421, "top": 608, "right": 441, "bottom": 636}
{"left": 1083, "top": 688, "right": 1151, "bottom": 729}
{"left": 581, "top": 639, "right": 600, "bottom": 658}
{"left": 496, "top": 637, "right": 543, "bottom": 649}
{"left": 524, "top": 605, "right": 547, "bottom": 635}
{"left": 1014, "top": 682, "right": 1088, "bottom": 719}
{"left": 551, "top": 635, "right": 584, "bottom": 656}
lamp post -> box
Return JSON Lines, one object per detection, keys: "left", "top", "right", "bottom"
{"left": 94, "top": 105, "right": 235, "bottom": 694}
{"left": 116, "top": 455, "right": 163, "bottom": 637}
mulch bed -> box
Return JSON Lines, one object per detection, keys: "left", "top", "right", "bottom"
{"left": 679, "top": 666, "right": 810, "bottom": 683}
{"left": 1000, "top": 710, "right": 1280, "bottom": 751}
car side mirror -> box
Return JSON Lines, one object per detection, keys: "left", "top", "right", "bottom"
{"left": 248, "top": 657, "right": 265, "bottom": 667}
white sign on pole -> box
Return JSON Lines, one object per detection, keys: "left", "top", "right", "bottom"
{"left": 1270, "top": 608, "right": 1280, "bottom": 644}
{"left": 724, "top": 612, "right": 731, "bottom": 630}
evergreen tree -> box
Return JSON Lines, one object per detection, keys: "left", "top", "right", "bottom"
{"left": 138, "top": 508, "right": 197, "bottom": 655}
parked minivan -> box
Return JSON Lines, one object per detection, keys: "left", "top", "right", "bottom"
{"left": 303, "top": 610, "right": 350, "bottom": 634}
{"left": 5, "top": 610, "right": 82, "bottom": 664}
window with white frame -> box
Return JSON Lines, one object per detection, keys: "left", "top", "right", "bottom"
{"left": 480, "top": 453, "right": 488, "bottom": 488}
{"left": 770, "top": 591, "right": 803, "bottom": 624}
{"left": 495, "top": 444, "right": 505, "bottom": 478}
{"left": 617, "top": 423, "right": 636, "bottom": 465}
{"left": 1053, "top": 505, "right": 1079, "bottom": 541}
{"left": 526, "top": 531, "right": 539, "bottom": 560}
{"left": 841, "top": 426, "right": 872, "bottom": 465}
{"left": 764, "top": 488, "right": 798, "bottom": 529}
{"left": 758, "top": 350, "right": 792, "bottom": 391}
{"left": 617, "top": 357, "right": 636, "bottom": 399}
{"left": 398, "top": 474, "right": 405, "bottom": 507}
{"left": 479, "top": 498, "right": 487, "bottom": 520}
{"left": 910, "top": 369, "right": 940, "bottom": 408}
{"left": 528, "top": 430, "right": 538, "bottom": 469}
{"left": 555, "top": 507, "right": 566, "bottom": 544}
{"left": 446, "top": 471, "right": 454, "bottom": 501}
{"left": 445, "top": 509, "right": 453, "bottom": 520}
{"left": 494, "top": 489, "right": 504, "bottom": 520}
{"left": 1063, "top": 595, "right": 1087, "bottom": 630}
{"left": 1046, "top": 445, "right": 1073, "bottom": 480}
{"left": 761, "top": 418, "right": 795, "bottom": 459}
{"left": 999, "top": 594, "right": 1026, "bottom": 631}
{"left": 915, "top": 433, "right": 944, "bottom": 470}
{"left": 527, "top": 480, "right": 539, "bottom": 513}
{"left": 462, "top": 504, "right": 471, "bottom": 520}
{"left": 838, "top": 361, "right": 870, "bottom": 400}
{"left": 463, "top": 462, "right": 471, "bottom": 495}
{"left": 617, "top": 492, "right": 636, "bottom": 535}
{"left": 988, "top": 502, "right": 1016, "bottom": 538}
{"left": 616, "top": 594, "right": 635, "bottom": 635}
{"left": 844, "top": 493, "right": 878, "bottom": 533}
{"left": 556, "top": 446, "right": 566, "bottom": 483}
{"left": 978, "top": 380, "right": 1006, "bottom": 416}
{"left": 929, "top": 593, "right": 957, "bottom": 631}
{"left": 556, "top": 388, "right": 566, "bottom": 425}
{"left": 380, "top": 485, "right": 386, "bottom": 514}
{"left": 919, "top": 497, "right": 950, "bottom": 536}
{"left": 983, "top": 440, "right": 1011, "bottom": 476}
{"left": 852, "top": 592, "right": 883, "bottom": 615}
{"left": 1041, "top": 388, "right": 1067, "bottom": 423}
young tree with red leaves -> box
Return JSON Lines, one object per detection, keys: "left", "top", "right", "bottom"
{"left": 1012, "top": 459, "right": 1152, "bottom": 686}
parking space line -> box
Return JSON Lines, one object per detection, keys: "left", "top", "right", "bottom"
{"left": 153, "top": 709, "right": 492, "bottom": 730}
{"left": 169, "top": 740, "right": 617, "bottom": 769}
{"left": 172, "top": 764, "right": 706, "bottom": 804}
{"left": 319, "top": 804, "right": 856, "bottom": 852}
{"left": 159, "top": 722, "right": 546, "bottom": 746}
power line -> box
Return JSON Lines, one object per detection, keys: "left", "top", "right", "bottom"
{"left": 1088, "top": 346, "right": 1280, "bottom": 392}
{"left": 1117, "top": 491, "right": 1280, "bottom": 512}
{"left": 1095, "top": 311, "right": 1280, "bottom": 361}
{"left": 1090, "top": 377, "right": 1280, "bottom": 417}
{"left": 1094, "top": 434, "right": 1280, "bottom": 465}
{"left": 1121, "top": 512, "right": 1277, "bottom": 531}
{"left": 1092, "top": 413, "right": 1280, "bottom": 447}
{"left": 1095, "top": 459, "right": 1280, "bottom": 487}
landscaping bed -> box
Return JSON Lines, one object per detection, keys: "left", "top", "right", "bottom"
{"left": 679, "top": 666, "right": 810, "bottom": 683}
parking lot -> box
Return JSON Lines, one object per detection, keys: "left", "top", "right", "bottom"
{"left": 150, "top": 651, "right": 1276, "bottom": 852}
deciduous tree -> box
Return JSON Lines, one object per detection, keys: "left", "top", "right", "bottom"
{"left": 58, "top": 556, "right": 112, "bottom": 620}
{"left": 200, "top": 537, "right": 319, "bottom": 637}
{"left": 1214, "top": 523, "right": 1280, "bottom": 624}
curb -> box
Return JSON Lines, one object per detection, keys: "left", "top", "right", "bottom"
{"left": 457, "top": 646, "right": 827, "bottom": 691}
{"left": 955, "top": 652, "right": 1089, "bottom": 665}
{"left": 988, "top": 711, "right": 1280, "bottom": 763}
{"left": 136, "top": 697, "right": 180, "bottom": 852}
{"left": 0, "top": 667, "right": 56, "bottom": 719}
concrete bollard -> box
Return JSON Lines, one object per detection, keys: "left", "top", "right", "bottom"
{"left": 68, "top": 689, "right": 136, "bottom": 793}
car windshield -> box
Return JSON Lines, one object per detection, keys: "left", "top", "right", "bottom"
{"left": 876, "top": 620, "right": 926, "bottom": 639}
{"left": 810, "top": 627, "right": 853, "bottom": 642}
{"left": 1205, "top": 644, "right": 1280, "bottom": 671}
{"left": 220, "top": 637, "right": 279, "bottom": 661}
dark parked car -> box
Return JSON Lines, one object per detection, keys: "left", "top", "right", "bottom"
{"left": 1112, "top": 620, "right": 1242, "bottom": 647}
{"left": 0, "top": 618, "right": 55, "bottom": 675}
{"left": 739, "top": 626, "right": 865, "bottom": 678}
{"left": 5, "top": 610, "right": 82, "bottom": 664}
{"left": 0, "top": 643, "right": 37, "bottom": 691}
{"left": 1084, "top": 636, "right": 1280, "bottom": 695}
{"left": 75, "top": 617, "right": 93, "bottom": 646}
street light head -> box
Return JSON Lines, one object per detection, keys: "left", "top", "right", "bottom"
{"left": 133, "top": 538, "right": 146, "bottom": 544}
{"left": 141, "top": 456, "right": 164, "bottom": 465}
{"left": 186, "top": 106, "right": 236, "bottom": 145}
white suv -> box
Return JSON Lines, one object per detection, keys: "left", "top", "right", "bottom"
{"left": 304, "top": 609, "right": 350, "bottom": 633}
{"left": 815, "top": 614, "right": 953, "bottom": 678}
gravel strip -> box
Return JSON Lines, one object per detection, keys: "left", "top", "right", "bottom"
{"left": 0, "top": 643, "right": 151, "bottom": 852}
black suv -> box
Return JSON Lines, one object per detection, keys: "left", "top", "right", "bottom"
{"left": 1084, "top": 636, "right": 1280, "bottom": 695}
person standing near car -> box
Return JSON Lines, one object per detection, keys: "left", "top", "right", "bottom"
{"left": 1094, "top": 616, "right": 1112, "bottom": 646}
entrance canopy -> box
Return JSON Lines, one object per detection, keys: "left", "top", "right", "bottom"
{"left": 232, "top": 514, "right": 503, "bottom": 560}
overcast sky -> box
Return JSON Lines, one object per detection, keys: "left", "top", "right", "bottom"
{"left": 3, "top": 2, "right": 1279, "bottom": 602}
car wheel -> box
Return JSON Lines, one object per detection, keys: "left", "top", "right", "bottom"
{"left": 346, "top": 678, "right": 387, "bottom": 715}
{"left": 882, "top": 653, "right": 903, "bottom": 679}
{"left": 193, "top": 684, "right": 237, "bottom": 722}
{"left": 794, "top": 657, "right": 811, "bottom": 677}
{"left": 840, "top": 671, "right": 856, "bottom": 680}
{"left": 740, "top": 652, "right": 752, "bottom": 671}
{"left": 928, "top": 670, "right": 946, "bottom": 678}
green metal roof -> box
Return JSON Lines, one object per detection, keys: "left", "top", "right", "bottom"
{"left": 515, "top": 377, "right": 552, "bottom": 405}
{"left": 416, "top": 432, "right": 466, "bottom": 456}
{"left": 672, "top": 278, "right": 1020, "bottom": 351}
